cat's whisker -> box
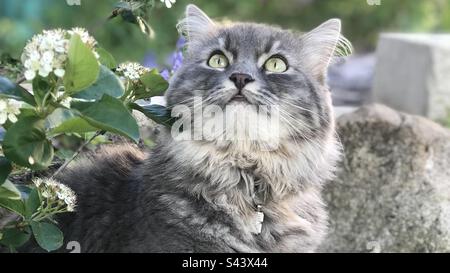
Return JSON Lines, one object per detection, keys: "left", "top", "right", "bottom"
{"left": 281, "top": 100, "right": 331, "bottom": 126}
{"left": 278, "top": 100, "right": 344, "bottom": 156}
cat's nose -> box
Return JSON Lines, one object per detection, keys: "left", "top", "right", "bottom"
{"left": 229, "top": 73, "right": 254, "bottom": 91}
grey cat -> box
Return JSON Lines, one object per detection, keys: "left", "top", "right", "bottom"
{"left": 28, "top": 4, "right": 350, "bottom": 253}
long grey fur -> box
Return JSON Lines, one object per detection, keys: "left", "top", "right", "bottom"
{"left": 22, "top": 4, "right": 349, "bottom": 253}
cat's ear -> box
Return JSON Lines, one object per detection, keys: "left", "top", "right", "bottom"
{"left": 300, "top": 19, "right": 352, "bottom": 84}
{"left": 177, "top": 4, "right": 215, "bottom": 41}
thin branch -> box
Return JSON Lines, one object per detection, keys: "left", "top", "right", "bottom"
{"left": 16, "top": 76, "right": 26, "bottom": 84}
{"left": 51, "top": 131, "right": 103, "bottom": 179}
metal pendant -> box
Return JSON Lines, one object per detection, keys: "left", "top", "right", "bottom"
{"left": 253, "top": 205, "right": 264, "bottom": 235}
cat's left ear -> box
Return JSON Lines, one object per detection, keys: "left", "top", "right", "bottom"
{"left": 300, "top": 19, "right": 352, "bottom": 84}
{"left": 177, "top": 4, "right": 215, "bottom": 42}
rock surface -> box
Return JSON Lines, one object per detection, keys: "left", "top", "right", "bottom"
{"left": 320, "top": 104, "right": 450, "bottom": 252}
{"left": 372, "top": 33, "right": 450, "bottom": 120}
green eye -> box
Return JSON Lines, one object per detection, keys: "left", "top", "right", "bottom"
{"left": 208, "top": 53, "right": 229, "bottom": 69}
{"left": 264, "top": 57, "right": 287, "bottom": 73}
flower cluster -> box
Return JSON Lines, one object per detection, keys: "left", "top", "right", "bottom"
{"left": 161, "top": 0, "right": 176, "bottom": 9}
{"left": 0, "top": 98, "right": 22, "bottom": 125}
{"left": 116, "top": 62, "right": 150, "bottom": 82}
{"left": 33, "top": 177, "right": 77, "bottom": 212}
{"left": 68, "top": 27, "right": 97, "bottom": 48}
{"left": 21, "top": 28, "right": 97, "bottom": 81}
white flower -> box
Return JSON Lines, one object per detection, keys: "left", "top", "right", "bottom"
{"left": 0, "top": 99, "right": 22, "bottom": 125}
{"left": 21, "top": 28, "right": 97, "bottom": 81}
{"left": 24, "top": 70, "right": 36, "bottom": 81}
{"left": 68, "top": 27, "right": 97, "bottom": 48}
{"left": 57, "top": 92, "right": 72, "bottom": 108}
{"left": 161, "top": 0, "right": 176, "bottom": 8}
{"left": 41, "top": 190, "right": 50, "bottom": 198}
{"left": 66, "top": 0, "right": 81, "bottom": 6}
{"left": 54, "top": 68, "right": 65, "bottom": 78}
{"left": 32, "top": 177, "right": 77, "bottom": 212}
{"left": 60, "top": 97, "right": 71, "bottom": 108}
{"left": 116, "top": 62, "right": 150, "bottom": 82}
{"left": 55, "top": 183, "right": 77, "bottom": 212}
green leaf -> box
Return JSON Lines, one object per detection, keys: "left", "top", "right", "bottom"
{"left": 63, "top": 34, "right": 100, "bottom": 93}
{"left": 0, "top": 76, "right": 36, "bottom": 106}
{"left": 96, "top": 48, "right": 117, "bottom": 69}
{"left": 30, "top": 221, "right": 63, "bottom": 252}
{"left": 0, "top": 180, "right": 21, "bottom": 200}
{"left": 0, "top": 227, "right": 31, "bottom": 248}
{"left": 46, "top": 108, "right": 97, "bottom": 136}
{"left": 32, "top": 76, "right": 51, "bottom": 106}
{"left": 139, "top": 69, "right": 169, "bottom": 97}
{"left": 1, "top": 107, "right": 39, "bottom": 132}
{"left": 73, "top": 65, "right": 124, "bottom": 100}
{"left": 89, "top": 134, "right": 111, "bottom": 145}
{"left": 0, "top": 157, "right": 12, "bottom": 185}
{"left": 15, "top": 107, "right": 39, "bottom": 119}
{"left": 0, "top": 197, "right": 26, "bottom": 217}
{"left": 25, "top": 188, "right": 41, "bottom": 219}
{"left": 55, "top": 148, "right": 75, "bottom": 160}
{"left": 129, "top": 102, "right": 176, "bottom": 127}
{"left": 50, "top": 117, "right": 97, "bottom": 136}
{"left": 72, "top": 95, "right": 140, "bottom": 142}
{"left": 2, "top": 116, "right": 54, "bottom": 170}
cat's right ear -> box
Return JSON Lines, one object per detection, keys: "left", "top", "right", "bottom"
{"left": 177, "top": 4, "right": 215, "bottom": 41}
{"left": 299, "top": 19, "right": 352, "bottom": 85}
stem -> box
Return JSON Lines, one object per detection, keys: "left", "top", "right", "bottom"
{"left": 121, "top": 81, "right": 133, "bottom": 101}
{"left": 32, "top": 212, "right": 58, "bottom": 222}
{"left": 50, "top": 131, "right": 103, "bottom": 179}
{"left": 16, "top": 76, "right": 26, "bottom": 84}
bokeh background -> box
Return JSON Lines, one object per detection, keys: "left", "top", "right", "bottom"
{"left": 1, "top": 0, "right": 449, "bottom": 120}
{"left": 2, "top": 0, "right": 449, "bottom": 60}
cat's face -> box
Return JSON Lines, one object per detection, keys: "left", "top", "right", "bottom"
{"left": 166, "top": 5, "right": 350, "bottom": 148}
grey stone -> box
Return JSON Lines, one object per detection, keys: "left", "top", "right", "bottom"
{"left": 372, "top": 33, "right": 450, "bottom": 120}
{"left": 320, "top": 104, "right": 450, "bottom": 253}
{"left": 333, "top": 106, "right": 357, "bottom": 118}
{"left": 329, "top": 54, "right": 375, "bottom": 106}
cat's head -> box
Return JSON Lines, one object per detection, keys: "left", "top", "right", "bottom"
{"left": 165, "top": 4, "right": 351, "bottom": 150}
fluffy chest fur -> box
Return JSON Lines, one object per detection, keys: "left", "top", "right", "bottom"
{"left": 152, "top": 132, "right": 340, "bottom": 252}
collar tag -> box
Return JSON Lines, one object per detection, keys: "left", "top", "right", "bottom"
{"left": 253, "top": 205, "right": 264, "bottom": 235}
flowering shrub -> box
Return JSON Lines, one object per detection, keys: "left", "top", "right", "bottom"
{"left": 117, "top": 62, "right": 151, "bottom": 81}
{"left": 0, "top": 99, "right": 21, "bottom": 125}
{"left": 0, "top": 0, "right": 178, "bottom": 252}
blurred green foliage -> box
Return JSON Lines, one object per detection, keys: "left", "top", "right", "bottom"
{"left": 439, "top": 108, "right": 450, "bottom": 128}
{"left": 0, "top": 0, "right": 449, "bottom": 64}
